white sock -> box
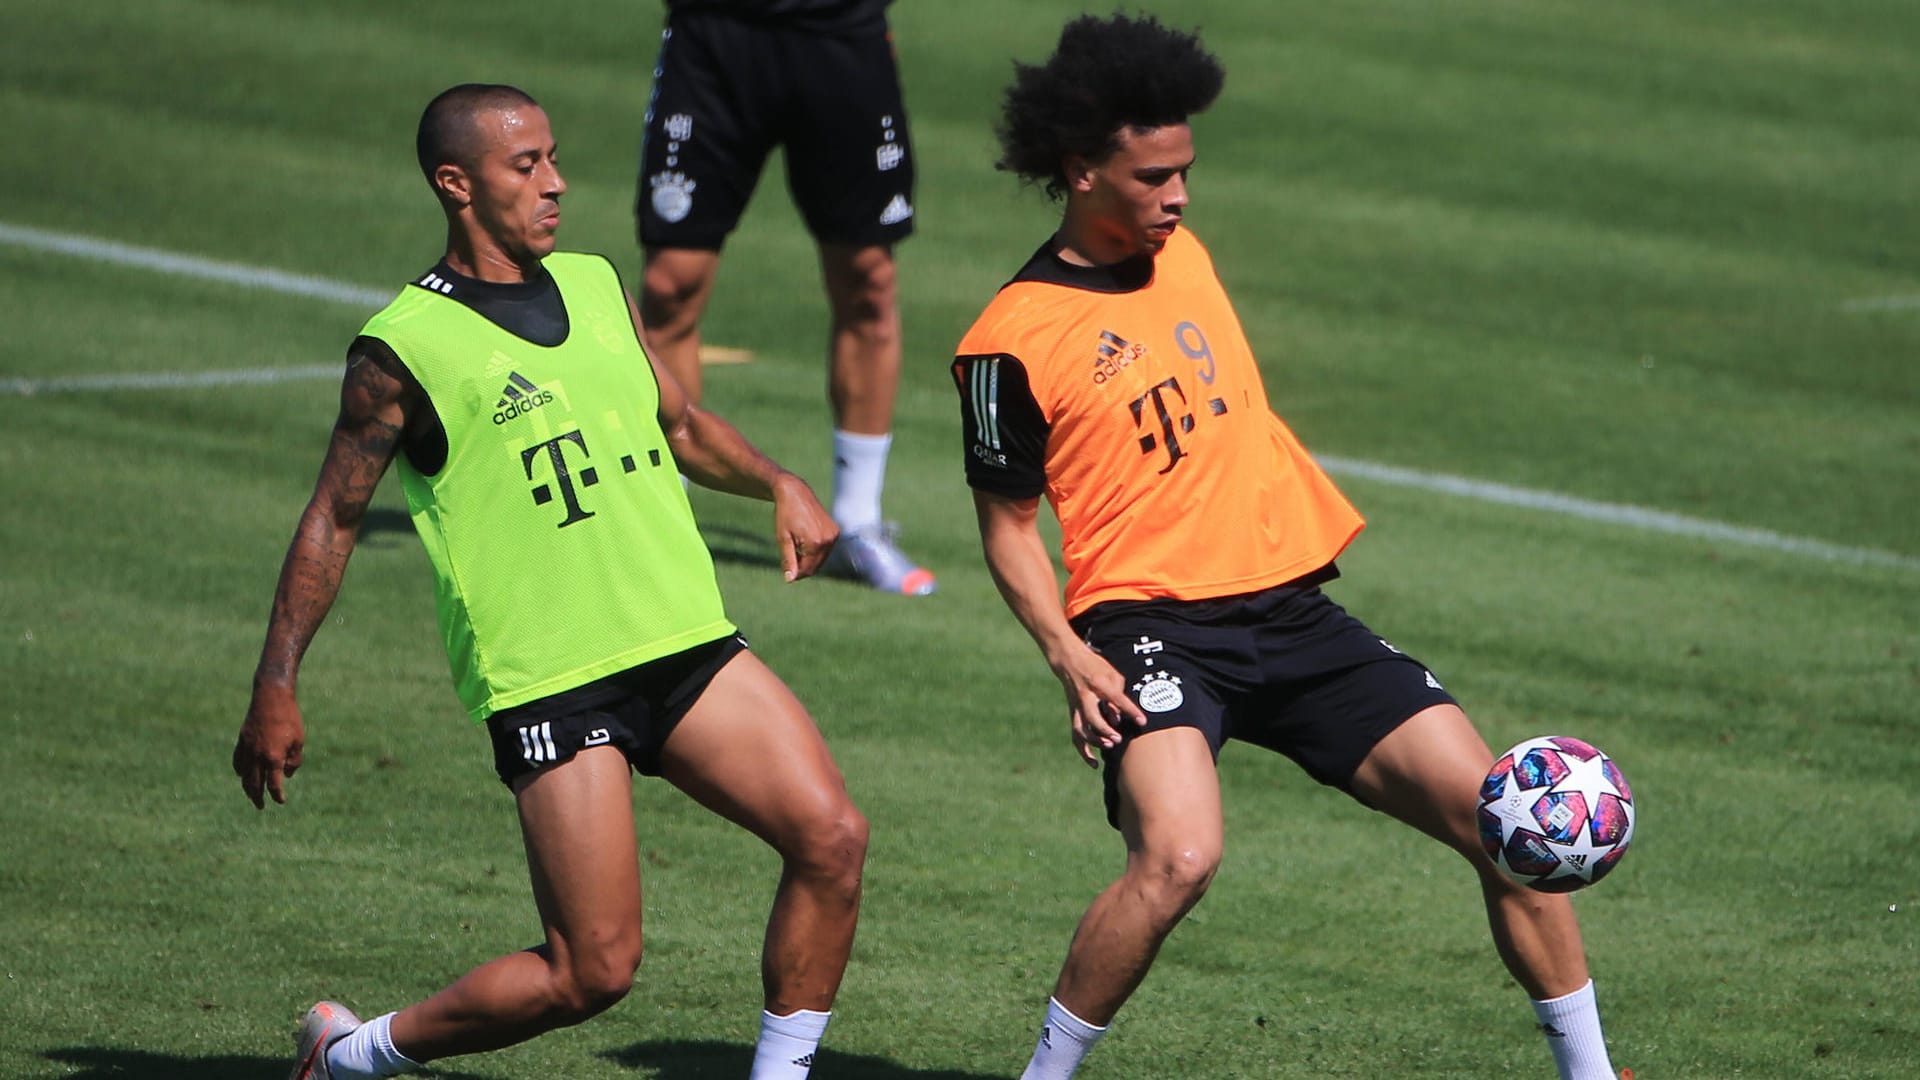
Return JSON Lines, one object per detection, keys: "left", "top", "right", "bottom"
{"left": 1019, "top": 997, "right": 1107, "bottom": 1080}
{"left": 325, "top": 1012, "right": 420, "bottom": 1078}
{"left": 830, "top": 430, "right": 890, "bottom": 532}
{"left": 750, "top": 1007, "right": 831, "bottom": 1079}
{"left": 1532, "top": 979, "right": 1615, "bottom": 1080}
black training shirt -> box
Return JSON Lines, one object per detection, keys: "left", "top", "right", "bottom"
{"left": 664, "top": 0, "right": 890, "bottom": 35}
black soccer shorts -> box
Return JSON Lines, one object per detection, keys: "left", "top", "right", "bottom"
{"left": 1070, "top": 569, "right": 1458, "bottom": 829}
{"left": 636, "top": 11, "right": 916, "bottom": 250}
{"left": 484, "top": 632, "right": 749, "bottom": 787}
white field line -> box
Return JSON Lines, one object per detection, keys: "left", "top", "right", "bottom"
{"left": 1, "top": 365, "right": 342, "bottom": 395}
{"left": 0, "top": 222, "right": 391, "bottom": 308}
{"left": 1318, "top": 456, "right": 1919, "bottom": 572}
{"left": 1841, "top": 294, "right": 1920, "bottom": 313}
{"left": 5, "top": 223, "right": 1915, "bottom": 573}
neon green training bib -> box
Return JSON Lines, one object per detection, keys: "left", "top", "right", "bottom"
{"left": 360, "top": 252, "right": 733, "bottom": 720}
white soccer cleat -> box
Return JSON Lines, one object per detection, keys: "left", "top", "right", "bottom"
{"left": 287, "top": 1000, "right": 360, "bottom": 1080}
{"left": 822, "top": 522, "right": 936, "bottom": 596}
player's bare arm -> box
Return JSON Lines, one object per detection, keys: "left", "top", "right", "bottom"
{"left": 974, "top": 491, "right": 1147, "bottom": 766}
{"left": 233, "top": 343, "right": 416, "bottom": 808}
{"left": 628, "top": 289, "right": 838, "bottom": 581}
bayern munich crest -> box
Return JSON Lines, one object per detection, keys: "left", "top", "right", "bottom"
{"left": 1132, "top": 671, "right": 1184, "bottom": 713}
{"left": 649, "top": 171, "right": 696, "bottom": 223}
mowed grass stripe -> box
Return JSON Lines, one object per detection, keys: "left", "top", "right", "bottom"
{"left": 5, "top": 3, "right": 1919, "bottom": 1076}
{"left": 4, "top": 220, "right": 1912, "bottom": 576}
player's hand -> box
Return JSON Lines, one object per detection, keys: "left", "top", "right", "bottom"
{"left": 771, "top": 472, "right": 838, "bottom": 582}
{"left": 233, "top": 685, "right": 306, "bottom": 809}
{"left": 1051, "top": 644, "right": 1148, "bottom": 768}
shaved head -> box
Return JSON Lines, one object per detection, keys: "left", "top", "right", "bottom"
{"left": 416, "top": 83, "right": 542, "bottom": 184}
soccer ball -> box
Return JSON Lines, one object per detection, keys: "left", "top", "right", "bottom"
{"left": 1477, "top": 736, "right": 1634, "bottom": 893}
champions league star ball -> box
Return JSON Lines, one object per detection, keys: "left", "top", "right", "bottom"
{"left": 1477, "top": 736, "right": 1634, "bottom": 893}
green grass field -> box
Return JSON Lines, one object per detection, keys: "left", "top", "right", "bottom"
{"left": 3, "top": 1, "right": 1917, "bottom": 1077}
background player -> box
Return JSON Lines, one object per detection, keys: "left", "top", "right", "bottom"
{"left": 951, "top": 17, "right": 1620, "bottom": 1080}
{"left": 233, "top": 84, "right": 864, "bottom": 1080}
{"left": 636, "top": 0, "right": 934, "bottom": 596}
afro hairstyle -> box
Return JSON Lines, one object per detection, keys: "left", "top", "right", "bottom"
{"left": 995, "top": 13, "right": 1225, "bottom": 199}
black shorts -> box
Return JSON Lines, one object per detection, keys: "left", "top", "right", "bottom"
{"left": 484, "top": 633, "right": 748, "bottom": 787}
{"left": 1071, "top": 571, "right": 1457, "bottom": 829}
{"left": 636, "top": 11, "right": 916, "bottom": 250}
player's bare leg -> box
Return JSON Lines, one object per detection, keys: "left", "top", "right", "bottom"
{"left": 660, "top": 651, "right": 867, "bottom": 1014}
{"left": 817, "top": 242, "right": 933, "bottom": 595}
{"left": 1349, "top": 703, "right": 1591, "bottom": 996}
{"left": 1018, "top": 727, "right": 1223, "bottom": 1078}
{"left": 1351, "top": 703, "right": 1615, "bottom": 1079}
{"left": 385, "top": 746, "right": 647, "bottom": 1061}
{"left": 640, "top": 246, "right": 723, "bottom": 405}
{"left": 819, "top": 242, "right": 900, "bottom": 438}
{"left": 1052, "top": 726, "right": 1224, "bottom": 1023}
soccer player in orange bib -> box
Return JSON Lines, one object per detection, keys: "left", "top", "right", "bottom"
{"left": 951, "top": 16, "right": 1621, "bottom": 1080}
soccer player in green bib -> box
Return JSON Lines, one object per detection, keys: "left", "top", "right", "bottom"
{"left": 233, "top": 84, "right": 864, "bottom": 1080}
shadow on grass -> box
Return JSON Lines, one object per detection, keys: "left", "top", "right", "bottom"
{"left": 359, "top": 506, "right": 416, "bottom": 545}
{"left": 701, "top": 523, "right": 783, "bottom": 571}
{"left": 603, "top": 1038, "right": 1004, "bottom": 1079}
{"left": 39, "top": 1040, "right": 1002, "bottom": 1079}
{"left": 36, "top": 1047, "right": 492, "bottom": 1079}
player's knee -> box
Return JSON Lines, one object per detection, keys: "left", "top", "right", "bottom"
{"left": 1480, "top": 863, "right": 1566, "bottom": 914}
{"left": 1136, "top": 845, "right": 1220, "bottom": 915}
{"left": 785, "top": 800, "right": 869, "bottom": 893}
{"left": 1442, "top": 809, "right": 1504, "bottom": 873}
{"left": 815, "top": 801, "right": 870, "bottom": 883}
{"left": 639, "top": 260, "right": 707, "bottom": 327}
{"left": 553, "top": 939, "right": 643, "bottom": 1022}
{"left": 826, "top": 252, "right": 899, "bottom": 331}
{"left": 1162, "top": 845, "right": 1221, "bottom": 897}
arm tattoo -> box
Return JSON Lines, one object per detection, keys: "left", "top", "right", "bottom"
{"left": 253, "top": 347, "right": 415, "bottom": 687}
{"left": 325, "top": 353, "right": 409, "bottom": 520}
